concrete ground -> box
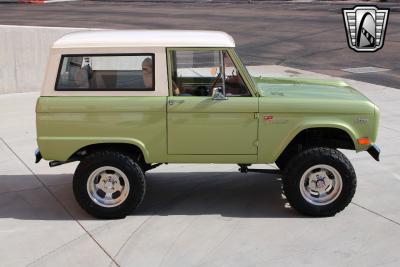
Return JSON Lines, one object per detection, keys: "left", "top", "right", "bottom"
{"left": 0, "top": 1, "right": 399, "bottom": 88}
{"left": 0, "top": 65, "right": 399, "bottom": 266}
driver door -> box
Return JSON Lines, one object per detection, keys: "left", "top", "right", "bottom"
{"left": 167, "top": 49, "right": 258, "bottom": 156}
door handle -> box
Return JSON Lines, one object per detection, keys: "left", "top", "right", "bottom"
{"left": 168, "top": 99, "right": 185, "bottom": 105}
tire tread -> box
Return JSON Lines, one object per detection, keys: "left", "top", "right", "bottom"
{"left": 282, "top": 147, "right": 356, "bottom": 217}
{"left": 73, "top": 150, "right": 146, "bottom": 219}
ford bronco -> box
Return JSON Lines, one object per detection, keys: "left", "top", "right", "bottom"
{"left": 35, "top": 30, "right": 380, "bottom": 219}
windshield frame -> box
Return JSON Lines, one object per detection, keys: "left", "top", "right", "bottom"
{"left": 225, "top": 48, "right": 259, "bottom": 97}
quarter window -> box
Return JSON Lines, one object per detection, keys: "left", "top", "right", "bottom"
{"left": 56, "top": 54, "right": 155, "bottom": 91}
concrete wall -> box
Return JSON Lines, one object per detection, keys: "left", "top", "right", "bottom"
{"left": 0, "top": 25, "right": 95, "bottom": 94}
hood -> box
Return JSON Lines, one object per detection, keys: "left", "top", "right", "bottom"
{"left": 253, "top": 76, "right": 370, "bottom": 101}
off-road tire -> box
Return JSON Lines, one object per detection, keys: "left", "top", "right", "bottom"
{"left": 73, "top": 150, "right": 146, "bottom": 219}
{"left": 282, "top": 147, "right": 356, "bottom": 217}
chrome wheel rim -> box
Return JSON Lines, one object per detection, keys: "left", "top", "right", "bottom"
{"left": 299, "top": 164, "right": 343, "bottom": 206}
{"left": 87, "top": 166, "right": 130, "bottom": 208}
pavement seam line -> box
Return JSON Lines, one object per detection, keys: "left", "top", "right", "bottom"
{"left": 26, "top": 232, "right": 90, "bottom": 267}
{"left": 157, "top": 216, "right": 198, "bottom": 267}
{"left": 351, "top": 201, "right": 400, "bottom": 227}
{"left": 27, "top": 219, "right": 123, "bottom": 267}
{"left": 0, "top": 186, "right": 44, "bottom": 196}
{"left": 0, "top": 137, "right": 120, "bottom": 267}
{"left": 109, "top": 176, "right": 226, "bottom": 265}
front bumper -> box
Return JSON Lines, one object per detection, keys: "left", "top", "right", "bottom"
{"left": 367, "top": 144, "right": 380, "bottom": 161}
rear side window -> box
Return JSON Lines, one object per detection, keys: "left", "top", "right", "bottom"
{"left": 55, "top": 54, "right": 155, "bottom": 91}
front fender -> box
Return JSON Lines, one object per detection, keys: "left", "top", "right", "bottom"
{"left": 257, "top": 114, "right": 372, "bottom": 163}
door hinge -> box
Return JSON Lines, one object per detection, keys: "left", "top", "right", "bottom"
{"left": 254, "top": 113, "right": 259, "bottom": 119}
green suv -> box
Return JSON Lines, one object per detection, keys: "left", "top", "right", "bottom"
{"left": 35, "top": 30, "right": 380, "bottom": 219}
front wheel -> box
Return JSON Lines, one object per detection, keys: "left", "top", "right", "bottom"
{"left": 282, "top": 147, "right": 356, "bottom": 217}
{"left": 73, "top": 150, "right": 146, "bottom": 219}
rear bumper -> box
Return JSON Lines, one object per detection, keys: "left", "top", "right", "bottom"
{"left": 367, "top": 144, "right": 380, "bottom": 161}
{"left": 35, "top": 148, "right": 42, "bottom": 163}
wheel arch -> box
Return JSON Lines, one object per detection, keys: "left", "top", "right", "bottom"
{"left": 68, "top": 141, "right": 149, "bottom": 164}
{"left": 274, "top": 125, "right": 357, "bottom": 163}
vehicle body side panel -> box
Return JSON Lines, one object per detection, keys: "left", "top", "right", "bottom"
{"left": 167, "top": 155, "right": 257, "bottom": 163}
{"left": 36, "top": 96, "right": 167, "bottom": 163}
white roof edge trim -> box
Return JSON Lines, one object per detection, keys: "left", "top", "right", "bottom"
{"left": 52, "top": 30, "right": 235, "bottom": 49}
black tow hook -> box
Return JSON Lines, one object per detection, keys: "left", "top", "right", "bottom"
{"left": 49, "top": 158, "right": 78, "bottom": 167}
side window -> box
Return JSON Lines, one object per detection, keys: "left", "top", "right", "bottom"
{"left": 170, "top": 50, "right": 250, "bottom": 97}
{"left": 56, "top": 54, "right": 154, "bottom": 91}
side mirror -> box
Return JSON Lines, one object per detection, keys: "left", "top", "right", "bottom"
{"left": 212, "top": 87, "right": 227, "bottom": 100}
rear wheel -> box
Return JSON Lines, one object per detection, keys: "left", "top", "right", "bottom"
{"left": 282, "top": 147, "right": 356, "bottom": 217}
{"left": 73, "top": 150, "right": 146, "bottom": 219}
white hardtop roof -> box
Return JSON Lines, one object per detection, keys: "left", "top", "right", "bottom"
{"left": 53, "top": 30, "right": 235, "bottom": 49}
